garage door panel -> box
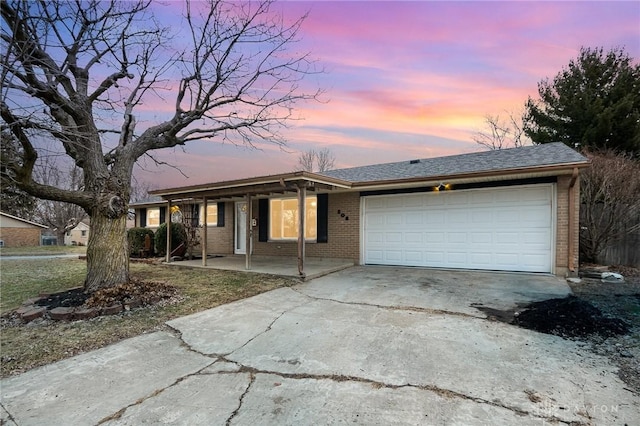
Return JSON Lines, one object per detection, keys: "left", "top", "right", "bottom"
{"left": 494, "top": 253, "right": 520, "bottom": 267}
{"left": 447, "top": 252, "right": 467, "bottom": 264}
{"left": 446, "top": 192, "right": 469, "bottom": 205}
{"left": 448, "top": 211, "right": 468, "bottom": 225}
{"left": 472, "top": 210, "right": 493, "bottom": 223}
{"left": 471, "top": 232, "right": 492, "bottom": 243}
{"left": 405, "top": 211, "right": 423, "bottom": 225}
{"left": 405, "top": 232, "right": 423, "bottom": 244}
{"left": 425, "top": 210, "right": 445, "bottom": 222}
{"left": 385, "top": 251, "right": 402, "bottom": 262}
{"left": 469, "top": 253, "right": 493, "bottom": 266}
{"left": 363, "top": 185, "right": 553, "bottom": 273}
{"left": 447, "top": 233, "right": 468, "bottom": 244}
{"left": 405, "top": 251, "right": 422, "bottom": 262}
{"left": 403, "top": 195, "right": 424, "bottom": 207}
{"left": 367, "top": 232, "right": 384, "bottom": 243}
{"left": 522, "top": 254, "right": 549, "bottom": 270}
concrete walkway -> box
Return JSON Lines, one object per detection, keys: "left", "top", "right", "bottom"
{"left": 1, "top": 267, "right": 638, "bottom": 425}
{"left": 167, "top": 255, "right": 354, "bottom": 280}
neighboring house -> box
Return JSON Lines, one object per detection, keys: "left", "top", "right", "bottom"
{"left": 133, "top": 143, "right": 589, "bottom": 277}
{"left": 0, "top": 212, "right": 48, "bottom": 247}
{"left": 64, "top": 220, "right": 90, "bottom": 246}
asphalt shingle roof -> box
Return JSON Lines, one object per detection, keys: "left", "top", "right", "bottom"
{"left": 320, "top": 142, "right": 587, "bottom": 183}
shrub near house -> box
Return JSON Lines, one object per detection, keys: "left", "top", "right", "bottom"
{"left": 127, "top": 228, "right": 155, "bottom": 258}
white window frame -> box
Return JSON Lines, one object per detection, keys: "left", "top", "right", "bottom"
{"left": 147, "top": 207, "right": 161, "bottom": 227}
{"left": 269, "top": 196, "right": 317, "bottom": 241}
{"left": 199, "top": 203, "right": 218, "bottom": 227}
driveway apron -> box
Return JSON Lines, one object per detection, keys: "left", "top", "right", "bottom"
{"left": 1, "top": 267, "right": 638, "bottom": 425}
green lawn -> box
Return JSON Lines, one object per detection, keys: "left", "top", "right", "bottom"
{"left": 0, "top": 258, "right": 87, "bottom": 313}
{"left": 0, "top": 245, "right": 87, "bottom": 257}
{"left": 0, "top": 258, "right": 296, "bottom": 377}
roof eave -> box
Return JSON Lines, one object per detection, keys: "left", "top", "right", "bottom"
{"left": 149, "top": 171, "right": 352, "bottom": 198}
{"left": 350, "top": 161, "right": 590, "bottom": 189}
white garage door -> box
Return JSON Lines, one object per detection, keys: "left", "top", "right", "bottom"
{"left": 362, "top": 185, "right": 553, "bottom": 273}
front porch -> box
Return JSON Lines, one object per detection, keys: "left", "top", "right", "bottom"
{"left": 165, "top": 255, "right": 354, "bottom": 281}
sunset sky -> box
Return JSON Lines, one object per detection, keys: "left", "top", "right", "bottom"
{"left": 135, "top": 1, "right": 640, "bottom": 189}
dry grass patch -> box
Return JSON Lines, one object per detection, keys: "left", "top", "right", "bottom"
{"left": 0, "top": 260, "right": 297, "bottom": 377}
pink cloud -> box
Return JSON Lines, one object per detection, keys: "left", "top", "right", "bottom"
{"left": 130, "top": 0, "right": 639, "bottom": 189}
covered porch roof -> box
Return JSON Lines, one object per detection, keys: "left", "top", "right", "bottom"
{"left": 149, "top": 171, "right": 352, "bottom": 201}
{"left": 148, "top": 172, "right": 352, "bottom": 280}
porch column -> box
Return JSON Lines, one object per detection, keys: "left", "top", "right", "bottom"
{"left": 245, "top": 193, "right": 252, "bottom": 270}
{"left": 165, "top": 200, "right": 172, "bottom": 263}
{"left": 202, "top": 197, "right": 208, "bottom": 266}
{"left": 297, "top": 185, "right": 306, "bottom": 279}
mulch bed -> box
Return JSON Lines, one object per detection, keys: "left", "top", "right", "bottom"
{"left": 12, "top": 280, "right": 180, "bottom": 323}
{"left": 512, "top": 295, "right": 630, "bottom": 338}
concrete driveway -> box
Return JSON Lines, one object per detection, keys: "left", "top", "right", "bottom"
{"left": 2, "top": 267, "right": 638, "bottom": 425}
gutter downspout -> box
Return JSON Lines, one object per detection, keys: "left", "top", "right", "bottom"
{"left": 567, "top": 168, "right": 579, "bottom": 274}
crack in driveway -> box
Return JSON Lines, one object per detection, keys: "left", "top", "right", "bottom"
{"left": 96, "top": 360, "right": 218, "bottom": 425}
{"left": 207, "top": 357, "right": 582, "bottom": 426}
{"left": 292, "top": 287, "right": 485, "bottom": 320}
{"left": 1, "top": 402, "right": 17, "bottom": 426}
{"left": 225, "top": 372, "right": 255, "bottom": 426}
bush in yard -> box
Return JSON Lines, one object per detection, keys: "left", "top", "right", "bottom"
{"left": 154, "top": 223, "right": 187, "bottom": 256}
{"left": 127, "top": 228, "right": 155, "bottom": 258}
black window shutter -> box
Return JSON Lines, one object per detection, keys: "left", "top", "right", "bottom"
{"left": 258, "top": 199, "right": 269, "bottom": 242}
{"left": 159, "top": 207, "right": 166, "bottom": 224}
{"left": 139, "top": 209, "right": 147, "bottom": 228}
{"left": 217, "top": 202, "right": 225, "bottom": 227}
{"left": 191, "top": 204, "right": 200, "bottom": 227}
{"left": 317, "top": 193, "right": 328, "bottom": 243}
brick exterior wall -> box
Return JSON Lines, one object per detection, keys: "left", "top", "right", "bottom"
{"left": 251, "top": 192, "right": 360, "bottom": 262}
{"left": 555, "top": 176, "right": 580, "bottom": 276}
{"left": 0, "top": 227, "right": 42, "bottom": 247}
{"left": 189, "top": 180, "right": 578, "bottom": 276}
{"left": 201, "top": 202, "right": 234, "bottom": 254}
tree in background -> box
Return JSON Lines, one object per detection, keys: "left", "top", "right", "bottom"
{"left": 296, "top": 147, "right": 336, "bottom": 172}
{"left": 1, "top": 0, "right": 319, "bottom": 292}
{"left": 472, "top": 111, "right": 530, "bottom": 151}
{"left": 524, "top": 47, "right": 640, "bottom": 156}
{"left": 33, "top": 160, "right": 87, "bottom": 246}
{"left": 579, "top": 150, "right": 640, "bottom": 263}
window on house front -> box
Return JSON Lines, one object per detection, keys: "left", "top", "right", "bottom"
{"left": 81, "top": 230, "right": 87, "bottom": 237}
{"left": 199, "top": 203, "right": 218, "bottom": 226}
{"left": 269, "top": 196, "right": 317, "bottom": 240}
{"left": 147, "top": 208, "right": 160, "bottom": 227}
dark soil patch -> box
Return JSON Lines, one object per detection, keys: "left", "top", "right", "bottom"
{"left": 23, "top": 280, "right": 180, "bottom": 321}
{"left": 512, "top": 295, "right": 630, "bottom": 338}
{"left": 35, "top": 288, "right": 88, "bottom": 309}
{"left": 84, "top": 279, "right": 178, "bottom": 308}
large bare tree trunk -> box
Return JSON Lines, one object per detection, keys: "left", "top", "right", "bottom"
{"left": 85, "top": 211, "right": 129, "bottom": 293}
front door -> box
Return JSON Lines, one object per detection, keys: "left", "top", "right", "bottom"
{"left": 235, "top": 202, "right": 247, "bottom": 254}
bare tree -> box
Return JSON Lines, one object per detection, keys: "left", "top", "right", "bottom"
{"left": 1, "top": 131, "right": 37, "bottom": 219}
{"left": 1, "top": 0, "right": 320, "bottom": 292}
{"left": 296, "top": 147, "right": 335, "bottom": 172}
{"left": 129, "top": 179, "right": 158, "bottom": 204}
{"left": 33, "top": 159, "right": 87, "bottom": 246}
{"left": 473, "top": 111, "right": 530, "bottom": 150}
{"left": 580, "top": 150, "right": 640, "bottom": 263}
{"left": 297, "top": 150, "right": 316, "bottom": 172}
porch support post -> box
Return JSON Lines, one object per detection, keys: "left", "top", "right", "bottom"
{"left": 297, "top": 185, "right": 306, "bottom": 279}
{"left": 166, "top": 200, "right": 172, "bottom": 263}
{"left": 202, "top": 197, "right": 208, "bottom": 266}
{"left": 245, "top": 194, "right": 252, "bottom": 270}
